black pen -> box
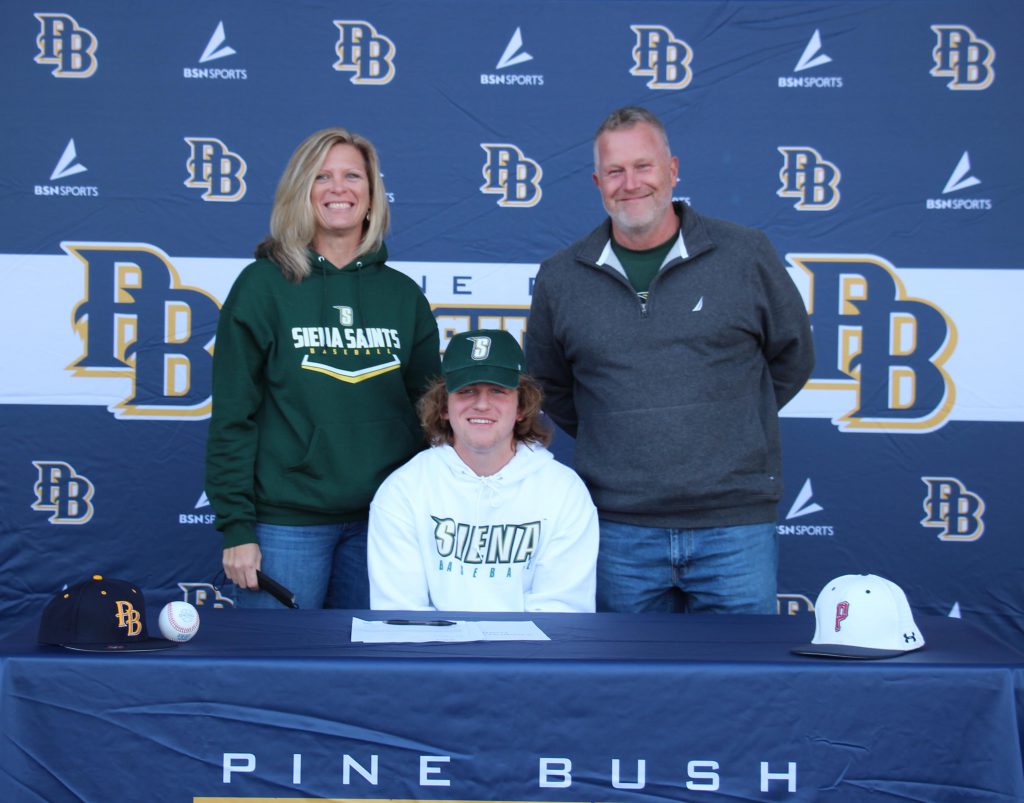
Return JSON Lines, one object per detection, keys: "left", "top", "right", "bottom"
{"left": 384, "top": 619, "right": 456, "bottom": 626}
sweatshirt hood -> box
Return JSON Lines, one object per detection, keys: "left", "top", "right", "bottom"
{"left": 437, "top": 442, "right": 553, "bottom": 507}
{"left": 308, "top": 242, "right": 389, "bottom": 328}
{"left": 309, "top": 242, "right": 389, "bottom": 275}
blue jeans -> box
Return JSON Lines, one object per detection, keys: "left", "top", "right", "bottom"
{"left": 596, "top": 520, "right": 778, "bottom": 614}
{"left": 233, "top": 521, "right": 369, "bottom": 610}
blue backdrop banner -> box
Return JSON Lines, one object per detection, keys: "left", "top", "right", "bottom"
{"left": 1, "top": 1, "right": 1021, "bottom": 647}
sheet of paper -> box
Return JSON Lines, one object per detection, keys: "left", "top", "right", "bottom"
{"left": 351, "top": 618, "right": 549, "bottom": 643}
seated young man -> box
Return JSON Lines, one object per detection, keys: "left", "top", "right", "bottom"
{"left": 368, "top": 329, "right": 598, "bottom": 612}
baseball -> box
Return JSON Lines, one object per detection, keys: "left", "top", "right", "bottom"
{"left": 158, "top": 601, "right": 200, "bottom": 642}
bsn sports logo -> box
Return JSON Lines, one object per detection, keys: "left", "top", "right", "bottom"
{"left": 792, "top": 254, "right": 956, "bottom": 433}
{"left": 777, "top": 147, "right": 841, "bottom": 211}
{"left": 180, "top": 491, "right": 216, "bottom": 526}
{"left": 201, "top": 21, "right": 235, "bottom": 62}
{"left": 66, "top": 242, "right": 220, "bottom": 420}
{"left": 480, "top": 144, "right": 542, "bottom": 207}
{"left": 184, "top": 21, "right": 247, "bottom": 79}
{"left": 777, "top": 478, "right": 835, "bottom": 536}
{"left": 31, "top": 460, "right": 95, "bottom": 524}
{"left": 34, "top": 13, "right": 97, "bottom": 78}
{"left": 629, "top": 25, "right": 693, "bottom": 90}
{"left": 930, "top": 25, "right": 995, "bottom": 90}
{"left": 482, "top": 28, "right": 543, "bottom": 86}
{"left": 926, "top": 151, "right": 991, "bottom": 211}
{"left": 35, "top": 139, "right": 98, "bottom": 198}
{"left": 184, "top": 137, "right": 247, "bottom": 201}
{"left": 334, "top": 21, "right": 396, "bottom": 84}
{"left": 778, "top": 29, "right": 842, "bottom": 89}
{"left": 921, "top": 476, "right": 985, "bottom": 541}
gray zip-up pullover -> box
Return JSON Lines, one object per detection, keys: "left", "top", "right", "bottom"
{"left": 526, "top": 202, "right": 815, "bottom": 529}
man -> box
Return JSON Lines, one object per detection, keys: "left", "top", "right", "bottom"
{"left": 526, "top": 106, "right": 814, "bottom": 614}
{"left": 368, "top": 329, "right": 598, "bottom": 612}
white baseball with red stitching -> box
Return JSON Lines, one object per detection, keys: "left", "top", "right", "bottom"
{"left": 158, "top": 601, "right": 200, "bottom": 642}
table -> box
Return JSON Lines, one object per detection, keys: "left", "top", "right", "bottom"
{"left": 1, "top": 610, "right": 1022, "bottom": 802}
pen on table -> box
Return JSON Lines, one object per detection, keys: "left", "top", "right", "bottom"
{"left": 384, "top": 619, "right": 456, "bottom": 626}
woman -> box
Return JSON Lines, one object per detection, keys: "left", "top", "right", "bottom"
{"left": 368, "top": 329, "right": 598, "bottom": 612}
{"left": 205, "top": 128, "right": 440, "bottom": 609}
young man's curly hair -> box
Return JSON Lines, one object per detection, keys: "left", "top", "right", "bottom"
{"left": 417, "top": 374, "right": 552, "bottom": 448}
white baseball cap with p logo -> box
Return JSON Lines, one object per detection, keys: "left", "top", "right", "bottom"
{"left": 793, "top": 574, "right": 925, "bottom": 659}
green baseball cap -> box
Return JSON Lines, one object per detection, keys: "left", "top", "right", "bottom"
{"left": 442, "top": 329, "right": 524, "bottom": 392}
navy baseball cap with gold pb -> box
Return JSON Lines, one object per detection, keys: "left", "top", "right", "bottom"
{"left": 38, "top": 574, "right": 174, "bottom": 652}
{"left": 443, "top": 329, "right": 524, "bottom": 392}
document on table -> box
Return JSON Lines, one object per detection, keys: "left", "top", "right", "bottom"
{"left": 351, "top": 618, "right": 550, "bottom": 643}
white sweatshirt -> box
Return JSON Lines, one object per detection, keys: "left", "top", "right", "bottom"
{"left": 368, "top": 442, "right": 598, "bottom": 612}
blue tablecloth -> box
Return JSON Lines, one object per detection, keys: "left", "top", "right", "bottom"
{"left": 1, "top": 610, "right": 1022, "bottom": 801}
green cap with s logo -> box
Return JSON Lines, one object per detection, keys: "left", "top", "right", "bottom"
{"left": 442, "top": 329, "right": 524, "bottom": 392}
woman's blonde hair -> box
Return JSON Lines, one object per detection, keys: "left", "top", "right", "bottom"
{"left": 417, "top": 375, "right": 552, "bottom": 448}
{"left": 256, "top": 127, "right": 390, "bottom": 282}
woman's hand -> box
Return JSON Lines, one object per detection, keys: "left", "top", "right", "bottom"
{"left": 223, "top": 543, "right": 262, "bottom": 590}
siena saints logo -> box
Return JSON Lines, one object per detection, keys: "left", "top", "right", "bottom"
{"left": 921, "top": 476, "right": 984, "bottom": 541}
{"left": 930, "top": 25, "right": 995, "bottom": 90}
{"left": 778, "top": 147, "right": 841, "bottom": 211}
{"left": 778, "top": 29, "right": 842, "bottom": 88}
{"left": 31, "top": 460, "right": 95, "bottom": 524}
{"left": 334, "top": 20, "right": 396, "bottom": 84}
{"left": 629, "top": 25, "right": 693, "bottom": 89}
{"left": 65, "top": 242, "right": 220, "bottom": 420}
{"left": 792, "top": 253, "right": 957, "bottom": 433}
{"left": 469, "top": 336, "right": 492, "bottom": 360}
{"left": 34, "top": 13, "right": 97, "bottom": 78}
{"left": 480, "top": 144, "right": 543, "bottom": 207}
{"left": 184, "top": 137, "right": 247, "bottom": 201}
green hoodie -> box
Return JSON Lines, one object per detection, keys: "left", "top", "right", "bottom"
{"left": 205, "top": 245, "right": 440, "bottom": 548}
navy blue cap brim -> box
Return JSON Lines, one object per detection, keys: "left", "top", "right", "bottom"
{"left": 791, "top": 643, "right": 915, "bottom": 659}
{"left": 59, "top": 638, "right": 178, "bottom": 652}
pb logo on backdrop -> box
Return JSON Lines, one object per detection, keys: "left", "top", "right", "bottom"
{"left": 480, "top": 145, "right": 543, "bottom": 207}
{"left": 778, "top": 147, "right": 841, "bottom": 211}
{"left": 921, "top": 477, "right": 985, "bottom": 541}
{"left": 930, "top": 25, "right": 995, "bottom": 90}
{"left": 34, "top": 13, "right": 97, "bottom": 78}
{"left": 334, "top": 20, "right": 396, "bottom": 84}
{"left": 31, "top": 460, "right": 95, "bottom": 525}
{"left": 790, "top": 254, "right": 956, "bottom": 433}
{"left": 65, "top": 243, "right": 220, "bottom": 420}
{"left": 184, "top": 138, "right": 247, "bottom": 202}
{"left": 629, "top": 25, "right": 693, "bottom": 89}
